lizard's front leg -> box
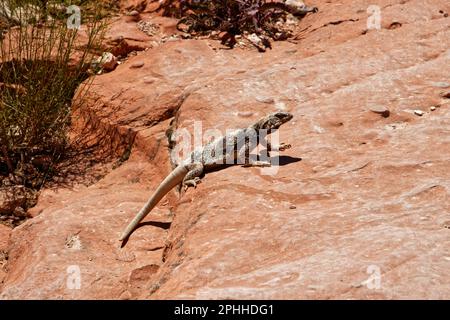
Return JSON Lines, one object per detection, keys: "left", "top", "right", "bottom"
{"left": 182, "top": 163, "right": 204, "bottom": 191}
{"left": 238, "top": 140, "right": 272, "bottom": 167}
{"left": 245, "top": 139, "right": 291, "bottom": 167}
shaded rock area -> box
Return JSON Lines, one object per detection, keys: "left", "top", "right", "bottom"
{"left": 1, "top": 0, "right": 450, "bottom": 299}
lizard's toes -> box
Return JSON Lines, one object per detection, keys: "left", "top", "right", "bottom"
{"left": 279, "top": 143, "right": 292, "bottom": 151}
{"left": 260, "top": 161, "right": 272, "bottom": 167}
{"left": 183, "top": 179, "right": 200, "bottom": 190}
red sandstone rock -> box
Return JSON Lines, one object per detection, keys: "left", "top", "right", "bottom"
{"left": 1, "top": 0, "right": 450, "bottom": 299}
{"left": 0, "top": 224, "right": 10, "bottom": 252}
{"left": 0, "top": 224, "right": 11, "bottom": 284}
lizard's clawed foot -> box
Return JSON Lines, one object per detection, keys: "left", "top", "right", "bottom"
{"left": 278, "top": 142, "right": 291, "bottom": 151}
{"left": 183, "top": 177, "right": 201, "bottom": 191}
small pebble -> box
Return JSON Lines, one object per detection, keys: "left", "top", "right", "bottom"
{"left": 289, "top": 205, "right": 296, "bottom": 209}
{"left": 129, "top": 10, "right": 140, "bottom": 16}
{"left": 119, "top": 291, "right": 132, "bottom": 300}
{"left": 430, "top": 106, "right": 436, "bottom": 111}
{"left": 440, "top": 91, "right": 450, "bottom": 99}
{"left": 143, "top": 77, "right": 155, "bottom": 84}
{"left": 369, "top": 105, "right": 390, "bottom": 118}
{"left": 130, "top": 61, "right": 145, "bottom": 68}
{"left": 414, "top": 110, "right": 425, "bottom": 116}
{"left": 237, "top": 111, "right": 254, "bottom": 118}
{"left": 256, "top": 97, "right": 275, "bottom": 104}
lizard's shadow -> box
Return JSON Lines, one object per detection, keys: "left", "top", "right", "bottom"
{"left": 206, "top": 155, "right": 302, "bottom": 174}
{"left": 278, "top": 155, "right": 302, "bottom": 166}
{"left": 139, "top": 221, "right": 172, "bottom": 229}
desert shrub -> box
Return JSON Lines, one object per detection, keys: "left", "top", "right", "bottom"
{"left": 0, "top": 0, "right": 105, "bottom": 190}
{"left": 157, "top": 0, "right": 317, "bottom": 47}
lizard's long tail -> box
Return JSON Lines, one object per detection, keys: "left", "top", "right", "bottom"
{"left": 119, "top": 165, "right": 188, "bottom": 241}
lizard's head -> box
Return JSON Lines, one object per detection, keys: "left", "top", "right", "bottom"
{"left": 257, "top": 111, "right": 293, "bottom": 131}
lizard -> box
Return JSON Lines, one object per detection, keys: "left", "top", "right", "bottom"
{"left": 119, "top": 111, "right": 293, "bottom": 241}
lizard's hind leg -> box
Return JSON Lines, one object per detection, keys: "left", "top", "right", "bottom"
{"left": 183, "top": 163, "right": 204, "bottom": 190}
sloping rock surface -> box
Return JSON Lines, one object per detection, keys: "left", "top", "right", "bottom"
{"left": 1, "top": 0, "right": 449, "bottom": 299}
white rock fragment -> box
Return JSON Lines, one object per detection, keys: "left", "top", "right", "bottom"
{"left": 313, "top": 125, "right": 325, "bottom": 133}
{"left": 96, "top": 52, "right": 118, "bottom": 72}
{"left": 247, "top": 33, "right": 266, "bottom": 52}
